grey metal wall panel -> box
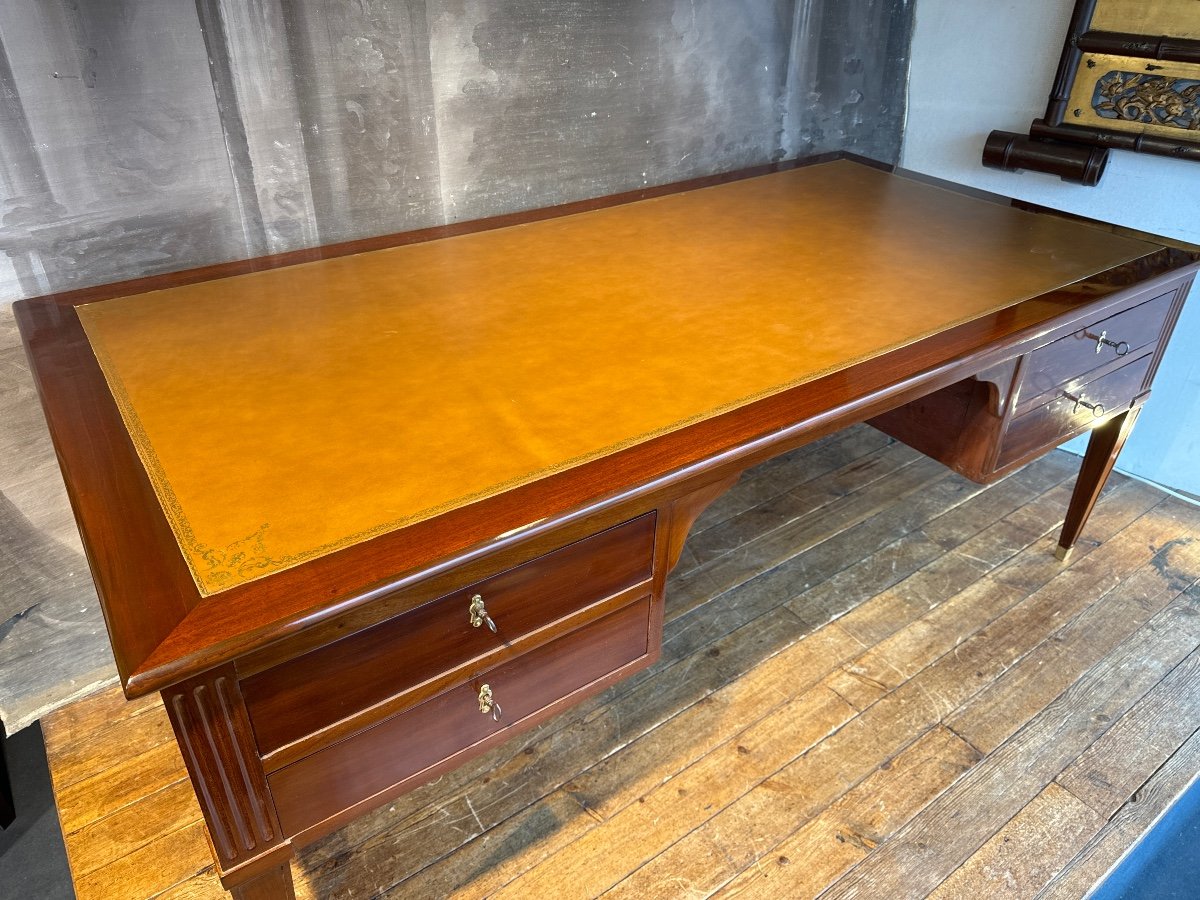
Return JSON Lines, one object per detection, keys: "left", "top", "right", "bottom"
{"left": 0, "top": 0, "right": 913, "bottom": 303}
{"left": 783, "top": 0, "right": 914, "bottom": 161}
{"left": 428, "top": 0, "right": 799, "bottom": 221}
{"left": 0, "top": 1, "right": 247, "bottom": 300}
{"left": 280, "top": 0, "right": 444, "bottom": 245}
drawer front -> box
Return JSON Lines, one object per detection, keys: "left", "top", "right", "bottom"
{"left": 243, "top": 513, "right": 655, "bottom": 758}
{"left": 1018, "top": 290, "right": 1173, "bottom": 412}
{"left": 269, "top": 595, "right": 654, "bottom": 835}
{"left": 998, "top": 353, "right": 1152, "bottom": 468}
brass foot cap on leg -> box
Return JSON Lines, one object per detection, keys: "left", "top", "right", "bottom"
{"left": 1055, "top": 544, "right": 1073, "bottom": 563}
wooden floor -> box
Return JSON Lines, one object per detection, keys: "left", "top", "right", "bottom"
{"left": 42, "top": 425, "right": 1200, "bottom": 899}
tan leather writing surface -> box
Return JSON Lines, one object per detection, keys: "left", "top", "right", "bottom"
{"left": 78, "top": 161, "right": 1154, "bottom": 595}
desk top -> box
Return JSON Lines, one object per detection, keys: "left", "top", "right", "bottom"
{"left": 19, "top": 157, "right": 1191, "bottom": 693}
{"left": 75, "top": 161, "right": 1150, "bottom": 597}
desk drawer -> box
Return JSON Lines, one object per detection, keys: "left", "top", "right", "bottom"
{"left": 243, "top": 513, "right": 655, "bottom": 761}
{"left": 269, "top": 594, "right": 654, "bottom": 835}
{"left": 998, "top": 353, "right": 1152, "bottom": 468}
{"left": 1017, "top": 290, "right": 1172, "bottom": 413}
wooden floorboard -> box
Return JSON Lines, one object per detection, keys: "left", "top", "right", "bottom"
{"left": 39, "top": 425, "right": 1200, "bottom": 899}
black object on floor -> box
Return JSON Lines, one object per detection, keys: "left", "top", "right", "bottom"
{"left": 1, "top": 720, "right": 15, "bottom": 828}
{"left": 0, "top": 721, "right": 74, "bottom": 899}
{"left": 1092, "top": 776, "right": 1200, "bottom": 900}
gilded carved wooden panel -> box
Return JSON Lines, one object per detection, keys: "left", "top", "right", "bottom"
{"left": 1067, "top": 54, "right": 1200, "bottom": 139}
{"left": 983, "top": 0, "right": 1200, "bottom": 184}
{"left": 1052, "top": 0, "right": 1200, "bottom": 155}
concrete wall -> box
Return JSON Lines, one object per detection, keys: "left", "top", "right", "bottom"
{"left": 902, "top": 0, "right": 1200, "bottom": 496}
{"left": 0, "top": 0, "right": 915, "bottom": 303}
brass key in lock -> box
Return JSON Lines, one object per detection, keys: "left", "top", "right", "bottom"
{"left": 468, "top": 594, "right": 497, "bottom": 632}
{"left": 1083, "top": 328, "right": 1130, "bottom": 356}
{"left": 1063, "top": 391, "right": 1104, "bottom": 418}
{"left": 478, "top": 683, "right": 502, "bottom": 721}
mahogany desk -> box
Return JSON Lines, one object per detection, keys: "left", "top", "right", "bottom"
{"left": 15, "top": 158, "right": 1198, "bottom": 899}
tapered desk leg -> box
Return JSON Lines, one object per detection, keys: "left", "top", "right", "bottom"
{"left": 229, "top": 863, "right": 295, "bottom": 900}
{"left": 1057, "top": 407, "right": 1141, "bottom": 561}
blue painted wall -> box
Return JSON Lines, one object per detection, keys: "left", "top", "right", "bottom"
{"left": 902, "top": 0, "right": 1200, "bottom": 495}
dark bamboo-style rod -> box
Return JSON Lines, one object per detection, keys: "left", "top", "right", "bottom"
{"left": 1078, "top": 30, "right": 1200, "bottom": 65}
{"left": 1046, "top": 0, "right": 1101, "bottom": 125}
{"left": 1030, "top": 120, "right": 1200, "bottom": 161}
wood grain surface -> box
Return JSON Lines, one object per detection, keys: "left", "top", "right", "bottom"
{"left": 42, "top": 428, "right": 1200, "bottom": 899}
{"left": 240, "top": 514, "right": 654, "bottom": 761}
